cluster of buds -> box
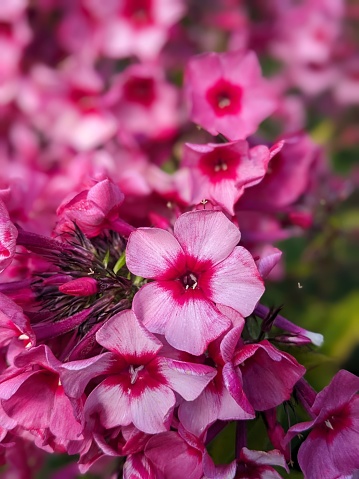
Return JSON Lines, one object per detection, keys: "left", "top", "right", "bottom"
{"left": 0, "top": 1, "right": 358, "bottom": 479}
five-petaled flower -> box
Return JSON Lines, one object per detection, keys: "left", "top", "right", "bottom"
{"left": 126, "top": 210, "right": 265, "bottom": 355}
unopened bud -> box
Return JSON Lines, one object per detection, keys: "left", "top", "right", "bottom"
{"left": 59, "top": 277, "right": 99, "bottom": 297}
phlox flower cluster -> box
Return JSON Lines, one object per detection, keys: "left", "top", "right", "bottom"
{"left": 0, "top": 1, "right": 358, "bottom": 479}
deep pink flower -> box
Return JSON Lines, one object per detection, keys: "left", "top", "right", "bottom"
{"left": 238, "top": 133, "right": 321, "bottom": 212}
{"left": 82, "top": 309, "right": 216, "bottom": 434}
{"left": 0, "top": 198, "right": 18, "bottom": 274}
{"left": 286, "top": 370, "right": 359, "bottom": 479}
{"left": 0, "top": 345, "right": 83, "bottom": 441}
{"left": 185, "top": 50, "right": 277, "bottom": 139}
{"left": 127, "top": 210, "right": 264, "bottom": 355}
{"left": 183, "top": 140, "right": 282, "bottom": 215}
{"left": 232, "top": 339, "right": 305, "bottom": 411}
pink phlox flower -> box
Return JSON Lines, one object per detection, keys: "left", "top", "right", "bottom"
{"left": 232, "top": 339, "right": 305, "bottom": 411}
{"left": 183, "top": 140, "right": 276, "bottom": 215}
{"left": 106, "top": 63, "right": 180, "bottom": 141}
{"left": 127, "top": 210, "right": 265, "bottom": 355}
{"left": 185, "top": 50, "right": 277, "bottom": 140}
{"left": 84, "top": 0, "right": 186, "bottom": 61}
{"left": 285, "top": 370, "right": 359, "bottom": 479}
{"left": 203, "top": 447, "right": 289, "bottom": 479}
{"left": 0, "top": 198, "right": 18, "bottom": 274}
{"left": 19, "top": 62, "right": 116, "bottom": 151}
{"left": 55, "top": 178, "right": 134, "bottom": 238}
{"left": 0, "top": 345, "right": 83, "bottom": 442}
{"left": 238, "top": 133, "right": 321, "bottom": 212}
{"left": 81, "top": 309, "right": 216, "bottom": 434}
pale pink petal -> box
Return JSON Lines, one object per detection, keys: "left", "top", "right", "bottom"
{"left": 126, "top": 228, "right": 185, "bottom": 280}
{"left": 218, "top": 382, "right": 254, "bottom": 421}
{"left": 240, "top": 448, "right": 289, "bottom": 471}
{"left": 134, "top": 281, "right": 231, "bottom": 355}
{"left": 60, "top": 352, "right": 118, "bottom": 398}
{"left": 174, "top": 211, "right": 240, "bottom": 267}
{"left": 178, "top": 383, "right": 220, "bottom": 436}
{"left": 132, "top": 282, "right": 173, "bottom": 334}
{"left": 204, "top": 246, "right": 264, "bottom": 316}
{"left": 209, "top": 180, "right": 241, "bottom": 216}
{"left": 131, "top": 385, "right": 175, "bottom": 434}
{"left": 157, "top": 357, "right": 216, "bottom": 401}
{"left": 123, "top": 453, "right": 158, "bottom": 479}
{"left": 85, "top": 377, "right": 132, "bottom": 429}
{"left": 220, "top": 325, "right": 244, "bottom": 363}
{"left": 256, "top": 246, "right": 282, "bottom": 279}
{"left": 96, "top": 309, "right": 162, "bottom": 363}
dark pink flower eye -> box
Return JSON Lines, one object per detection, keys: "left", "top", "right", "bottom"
{"left": 123, "top": 0, "right": 153, "bottom": 26}
{"left": 206, "top": 79, "right": 243, "bottom": 116}
{"left": 198, "top": 149, "right": 238, "bottom": 181}
{"left": 123, "top": 75, "right": 156, "bottom": 106}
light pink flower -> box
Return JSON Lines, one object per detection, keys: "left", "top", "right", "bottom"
{"left": 81, "top": 309, "right": 216, "bottom": 434}
{"left": 185, "top": 50, "right": 277, "bottom": 140}
{"left": 106, "top": 63, "right": 180, "bottom": 141}
{"left": 127, "top": 210, "right": 264, "bottom": 355}
{"left": 87, "top": 0, "right": 186, "bottom": 60}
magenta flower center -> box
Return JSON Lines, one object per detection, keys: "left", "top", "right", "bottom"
{"left": 181, "top": 272, "right": 199, "bottom": 290}
{"left": 206, "top": 79, "right": 243, "bottom": 116}
{"left": 123, "top": 76, "right": 156, "bottom": 107}
{"left": 199, "top": 149, "right": 239, "bottom": 181}
{"left": 123, "top": 0, "right": 153, "bottom": 26}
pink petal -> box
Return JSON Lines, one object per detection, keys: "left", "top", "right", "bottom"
{"left": 174, "top": 210, "right": 240, "bottom": 267}
{"left": 60, "top": 352, "right": 117, "bottom": 398}
{"left": 220, "top": 325, "right": 244, "bottom": 363}
{"left": 85, "top": 376, "right": 132, "bottom": 429}
{"left": 240, "top": 448, "right": 289, "bottom": 471}
{"left": 123, "top": 453, "right": 157, "bottom": 479}
{"left": 205, "top": 246, "right": 265, "bottom": 316}
{"left": 50, "top": 387, "right": 83, "bottom": 440}
{"left": 157, "top": 357, "right": 216, "bottom": 401}
{"left": 256, "top": 246, "right": 282, "bottom": 279}
{"left": 178, "top": 383, "right": 220, "bottom": 436}
{"left": 87, "top": 179, "right": 124, "bottom": 213}
{"left": 2, "top": 371, "right": 57, "bottom": 429}
{"left": 126, "top": 228, "right": 185, "bottom": 280}
{"left": 145, "top": 432, "right": 203, "bottom": 479}
{"left": 96, "top": 309, "right": 162, "bottom": 364}
{"left": 131, "top": 385, "right": 175, "bottom": 434}
{"left": 134, "top": 281, "right": 231, "bottom": 355}
{"left": 222, "top": 362, "right": 254, "bottom": 415}
{"left": 311, "top": 369, "right": 359, "bottom": 418}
